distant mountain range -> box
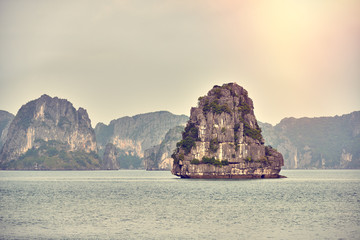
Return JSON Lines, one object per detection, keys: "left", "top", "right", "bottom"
{"left": 95, "top": 111, "right": 188, "bottom": 169}
{"left": 0, "top": 94, "right": 359, "bottom": 170}
{"left": 144, "top": 111, "right": 360, "bottom": 170}
{"left": 0, "top": 96, "right": 188, "bottom": 170}
{"left": 259, "top": 111, "right": 360, "bottom": 169}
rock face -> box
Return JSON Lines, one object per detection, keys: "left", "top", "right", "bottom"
{"left": 0, "top": 110, "right": 14, "bottom": 149}
{"left": 95, "top": 111, "right": 188, "bottom": 169}
{"left": 144, "top": 126, "right": 184, "bottom": 170}
{"left": 172, "top": 83, "right": 284, "bottom": 178}
{"left": 102, "top": 143, "right": 120, "bottom": 170}
{"left": 259, "top": 111, "right": 360, "bottom": 169}
{"left": 0, "top": 94, "right": 101, "bottom": 170}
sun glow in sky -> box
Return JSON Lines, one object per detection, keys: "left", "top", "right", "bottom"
{"left": 0, "top": 0, "right": 359, "bottom": 125}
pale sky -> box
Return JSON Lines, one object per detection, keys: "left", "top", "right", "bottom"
{"left": 1, "top": 0, "right": 359, "bottom": 126}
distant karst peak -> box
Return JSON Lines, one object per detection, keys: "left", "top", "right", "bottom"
{"left": 0, "top": 94, "right": 100, "bottom": 170}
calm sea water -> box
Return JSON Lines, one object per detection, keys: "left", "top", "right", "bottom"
{"left": 0, "top": 170, "right": 359, "bottom": 240}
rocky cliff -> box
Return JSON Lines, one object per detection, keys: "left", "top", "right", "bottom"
{"left": 172, "top": 83, "right": 284, "bottom": 178}
{"left": 0, "top": 110, "right": 14, "bottom": 149}
{"left": 259, "top": 111, "right": 360, "bottom": 169}
{"left": 102, "top": 143, "right": 120, "bottom": 170}
{"left": 144, "top": 126, "right": 184, "bottom": 170}
{"left": 0, "top": 94, "right": 101, "bottom": 170}
{"left": 95, "top": 111, "right": 188, "bottom": 169}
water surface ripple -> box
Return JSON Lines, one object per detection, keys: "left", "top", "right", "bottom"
{"left": 1, "top": 170, "right": 359, "bottom": 239}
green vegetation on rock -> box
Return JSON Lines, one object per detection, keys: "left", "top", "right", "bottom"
{"left": 203, "top": 99, "right": 232, "bottom": 115}
{"left": 190, "top": 158, "right": 200, "bottom": 164}
{"left": 243, "top": 122, "right": 262, "bottom": 142}
{"left": 182, "top": 122, "right": 199, "bottom": 140}
{"left": 176, "top": 136, "right": 196, "bottom": 154}
{"left": 238, "top": 99, "right": 251, "bottom": 114}
{"left": 201, "top": 156, "right": 229, "bottom": 166}
{"left": 1, "top": 139, "right": 101, "bottom": 170}
{"left": 175, "top": 122, "right": 199, "bottom": 154}
{"left": 209, "top": 138, "right": 219, "bottom": 152}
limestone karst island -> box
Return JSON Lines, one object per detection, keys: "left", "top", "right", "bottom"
{"left": 0, "top": 83, "right": 359, "bottom": 171}
{"left": 172, "top": 83, "right": 284, "bottom": 178}
{"left": 0, "top": 95, "right": 101, "bottom": 170}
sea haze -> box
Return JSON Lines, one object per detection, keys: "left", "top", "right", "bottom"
{"left": 0, "top": 170, "right": 359, "bottom": 239}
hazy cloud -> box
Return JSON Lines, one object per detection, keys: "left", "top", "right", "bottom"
{"left": 1, "top": 0, "right": 359, "bottom": 125}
